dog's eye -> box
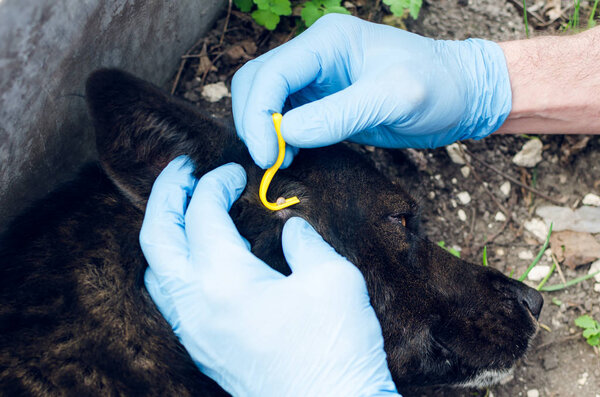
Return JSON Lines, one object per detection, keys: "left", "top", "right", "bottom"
{"left": 388, "top": 213, "right": 408, "bottom": 227}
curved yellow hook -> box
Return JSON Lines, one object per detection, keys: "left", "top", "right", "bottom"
{"left": 259, "top": 113, "right": 300, "bottom": 211}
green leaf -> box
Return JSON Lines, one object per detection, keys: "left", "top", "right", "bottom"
{"left": 408, "top": 0, "right": 422, "bottom": 19}
{"left": 270, "top": 0, "right": 292, "bottom": 16}
{"left": 551, "top": 297, "right": 562, "bottom": 306}
{"left": 323, "top": 5, "right": 351, "bottom": 15}
{"left": 234, "top": 0, "right": 254, "bottom": 12}
{"left": 575, "top": 315, "right": 597, "bottom": 329}
{"left": 252, "top": 9, "right": 280, "bottom": 30}
{"left": 588, "top": 334, "right": 600, "bottom": 346}
{"left": 322, "top": 0, "right": 342, "bottom": 7}
{"left": 583, "top": 328, "right": 599, "bottom": 338}
{"left": 382, "top": 0, "right": 422, "bottom": 19}
{"left": 255, "top": 0, "right": 270, "bottom": 10}
{"left": 301, "top": 2, "right": 324, "bottom": 27}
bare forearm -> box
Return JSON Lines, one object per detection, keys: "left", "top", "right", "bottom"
{"left": 496, "top": 27, "right": 600, "bottom": 135}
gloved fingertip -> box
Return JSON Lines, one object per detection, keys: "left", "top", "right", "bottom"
{"left": 280, "top": 145, "right": 297, "bottom": 169}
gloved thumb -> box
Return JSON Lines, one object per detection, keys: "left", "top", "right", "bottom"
{"left": 281, "top": 217, "right": 347, "bottom": 274}
{"left": 281, "top": 81, "right": 381, "bottom": 148}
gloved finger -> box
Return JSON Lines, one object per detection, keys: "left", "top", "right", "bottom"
{"left": 232, "top": 52, "right": 297, "bottom": 170}
{"left": 140, "top": 156, "right": 197, "bottom": 279}
{"left": 185, "top": 164, "right": 282, "bottom": 281}
{"left": 281, "top": 217, "right": 349, "bottom": 274}
{"left": 144, "top": 267, "right": 182, "bottom": 329}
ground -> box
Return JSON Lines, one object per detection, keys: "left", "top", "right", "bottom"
{"left": 168, "top": 1, "right": 600, "bottom": 395}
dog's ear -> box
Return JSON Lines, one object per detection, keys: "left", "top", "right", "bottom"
{"left": 85, "top": 68, "right": 246, "bottom": 207}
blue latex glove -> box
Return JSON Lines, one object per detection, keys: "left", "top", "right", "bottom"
{"left": 140, "top": 156, "right": 400, "bottom": 397}
{"left": 232, "top": 14, "right": 512, "bottom": 169}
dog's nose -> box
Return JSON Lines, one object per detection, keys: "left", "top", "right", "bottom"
{"left": 514, "top": 285, "right": 544, "bottom": 319}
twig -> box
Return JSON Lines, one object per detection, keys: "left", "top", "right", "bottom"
{"left": 551, "top": 252, "right": 567, "bottom": 285}
{"left": 219, "top": 0, "right": 233, "bottom": 46}
{"left": 463, "top": 147, "right": 564, "bottom": 205}
{"left": 171, "top": 58, "right": 187, "bottom": 95}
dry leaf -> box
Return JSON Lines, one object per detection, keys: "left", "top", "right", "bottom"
{"left": 550, "top": 230, "right": 600, "bottom": 269}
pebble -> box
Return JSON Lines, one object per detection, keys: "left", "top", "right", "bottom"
{"left": 457, "top": 192, "right": 471, "bottom": 205}
{"left": 445, "top": 143, "right": 469, "bottom": 164}
{"left": 458, "top": 209, "right": 467, "bottom": 222}
{"left": 512, "top": 139, "right": 543, "bottom": 168}
{"left": 518, "top": 250, "right": 534, "bottom": 260}
{"left": 495, "top": 211, "right": 507, "bottom": 222}
{"left": 500, "top": 181, "right": 511, "bottom": 197}
{"left": 460, "top": 166, "right": 470, "bottom": 178}
{"left": 595, "top": 283, "right": 600, "bottom": 293}
{"left": 577, "top": 372, "right": 588, "bottom": 386}
{"left": 526, "top": 389, "right": 539, "bottom": 397}
{"left": 451, "top": 178, "right": 457, "bottom": 185}
{"left": 201, "top": 82, "right": 230, "bottom": 102}
{"left": 527, "top": 265, "right": 551, "bottom": 281}
{"left": 537, "top": 205, "right": 600, "bottom": 233}
{"left": 524, "top": 218, "right": 549, "bottom": 242}
{"left": 589, "top": 260, "right": 600, "bottom": 283}
{"left": 428, "top": 191, "right": 436, "bottom": 200}
{"left": 583, "top": 193, "right": 600, "bottom": 206}
{"left": 496, "top": 248, "right": 505, "bottom": 256}
{"left": 450, "top": 199, "right": 457, "bottom": 208}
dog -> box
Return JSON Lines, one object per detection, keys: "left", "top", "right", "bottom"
{"left": 0, "top": 69, "right": 542, "bottom": 395}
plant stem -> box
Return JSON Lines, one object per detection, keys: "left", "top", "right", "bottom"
{"left": 518, "top": 223, "right": 553, "bottom": 282}
{"left": 541, "top": 270, "right": 600, "bottom": 292}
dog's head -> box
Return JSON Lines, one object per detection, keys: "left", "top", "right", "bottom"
{"left": 86, "top": 69, "right": 542, "bottom": 390}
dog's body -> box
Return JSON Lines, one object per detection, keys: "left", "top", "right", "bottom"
{"left": 0, "top": 69, "right": 542, "bottom": 395}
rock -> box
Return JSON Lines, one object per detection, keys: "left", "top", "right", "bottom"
{"left": 500, "top": 181, "right": 511, "bottom": 197}
{"left": 451, "top": 178, "right": 457, "bottom": 185}
{"left": 536, "top": 205, "right": 600, "bottom": 234}
{"left": 458, "top": 209, "right": 467, "bottom": 222}
{"left": 577, "top": 372, "right": 588, "bottom": 386}
{"left": 445, "top": 143, "right": 469, "bottom": 164}
{"left": 494, "top": 211, "right": 506, "bottom": 222}
{"left": 518, "top": 250, "right": 534, "bottom": 260}
{"left": 201, "top": 82, "right": 230, "bottom": 103}
{"left": 460, "top": 166, "right": 470, "bottom": 178}
{"left": 526, "top": 389, "right": 539, "bottom": 397}
{"left": 550, "top": 231, "right": 600, "bottom": 269}
{"left": 512, "top": 139, "right": 543, "bottom": 167}
{"left": 583, "top": 193, "right": 600, "bottom": 206}
{"left": 524, "top": 218, "right": 549, "bottom": 242}
{"left": 542, "top": 352, "right": 559, "bottom": 370}
{"left": 589, "top": 260, "right": 600, "bottom": 283}
{"left": 428, "top": 191, "right": 435, "bottom": 200}
{"left": 527, "top": 265, "right": 551, "bottom": 281}
{"left": 594, "top": 283, "right": 600, "bottom": 293}
{"left": 457, "top": 192, "right": 471, "bottom": 205}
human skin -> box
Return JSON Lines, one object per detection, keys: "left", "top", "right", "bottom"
{"left": 496, "top": 26, "right": 600, "bottom": 135}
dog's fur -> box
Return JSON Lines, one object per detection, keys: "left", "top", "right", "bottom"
{"left": 0, "top": 69, "right": 542, "bottom": 395}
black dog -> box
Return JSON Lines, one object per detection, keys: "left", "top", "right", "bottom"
{"left": 0, "top": 69, "right": 542, "bottom": 395}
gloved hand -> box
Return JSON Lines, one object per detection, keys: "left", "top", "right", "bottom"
{"left": 140, "top": 156, "right": 400, "bottom": 397}
{"left": 232, "top": 14, "right": 512, "bottom": 169}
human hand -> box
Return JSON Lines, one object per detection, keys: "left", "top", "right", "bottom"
{"left": 140, "top": 156, "right": 400, "bottom": 397}
{"left": 232, "top": 14, "right": 512, "bottom": 169}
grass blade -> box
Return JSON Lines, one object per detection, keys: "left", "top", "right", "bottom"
{"left": 482, "top": 246, "right": 488, "bottom": 267}
{"left": 518, "top": 222, "right": 553, "bottom": 282}
{"left": 536, "top": 261, "right": 556, "bottom": 291}
{"left": 523, "top": 0, "right": 530, "bottom": 37}
{"left": 589, "top": 0, "right": 600, "bottom": 28}
{"left": 540, "top": 270, "right": 600, "bottom": 292}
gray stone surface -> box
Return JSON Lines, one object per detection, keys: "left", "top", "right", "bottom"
{"left": 0, "top": 0, "right": 224, "bottom": 231}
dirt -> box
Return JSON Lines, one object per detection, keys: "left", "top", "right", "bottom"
{"left": 168, "top": 1, "right": 600, "bottom": 395}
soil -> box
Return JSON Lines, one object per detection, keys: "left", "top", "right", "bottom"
{"left": 168, "top": 1, "right": 600, "bottom": 395}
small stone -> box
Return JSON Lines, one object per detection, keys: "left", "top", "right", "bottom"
{"left": 450, "top": 199, "right": 458, "bottom": 208}
{"left": 451, "top": 178, "right": 457, "bottom": 185}
{"left": 201, "top": 82, "right": 230, "bottom": 102}
{"left": 428, "top": 191, "right": 435, "bottom": 200}
{"left": 527, "top": 265, "right": 551, "bottom": 281}
{"left": 577, "top": 372, "right": 588, "bottom": 386}
{"left": 542, "top": 353, "right": 559, "bottom": 370}
{"left": 458, "top": 209, "right": 467, "bottom": 222}
{"left": 583, "top": 193, "right": 600, "bottom": 206}
{"left": 457, "top": 192, "right": 471, "bottom": 205}
{"left": 512, "top": 138, "right": 543, "bottom": 168}
{"left": 526, "top": 389, "right": 539, "bottom": 397}
{"left": 496, "top": 248, "right": 505, "bottom": 256}
{"left": 559, "top": 174, "right": 568, "bottom": 184}
{"left": 518, "top": 250, "right": 534, "bottom": 260}
{"left": 589, "top": 260, "right": 600, "bottom": 283}
{"left": 446, "top": 143, "right": 470, "bottom": 164}
{"left": 495, "top": 212, "right": 506, "bottom": 222}
{"left": 524, "top": 218, "right": 549, "bottom": 242}
{"left": 595, "top": 283, "right": 600, "bottom": 293}
{"left": 460, "top": 166, "right": 470, "bottom": 178}
{"left": 537, "top": 205, "right": 600, "bottom": 233}
{"left": 500, "top": 181, "right": 511, "bottom": 197}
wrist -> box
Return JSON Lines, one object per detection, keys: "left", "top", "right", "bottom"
{"left": 496, "top": 27, "right": 600, "bottom": 135}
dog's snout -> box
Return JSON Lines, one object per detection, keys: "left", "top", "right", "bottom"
{"left": 513, "top": 284, "right": 543, "bottom": 319}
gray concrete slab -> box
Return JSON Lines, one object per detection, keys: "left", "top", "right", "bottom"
{"left": 0, "top": 0, "right": 225, "bottom": 231}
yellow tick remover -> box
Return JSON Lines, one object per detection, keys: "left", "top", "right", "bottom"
{"left": 259, "top": 113, "right": 300, "bottom": 211}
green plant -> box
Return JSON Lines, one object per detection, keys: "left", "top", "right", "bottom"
{"left": 589, "top": 0, "right": 600, "bottom": 27}
{"left": 437, "top": 241, "right": 461, "bottom": 258}
{"left": 383, "top": 0, "right": 422, "bottom": 20}
{"left": 574, "top": 315, "right": 600, "bottom": 346}
{"left": 234, "top": 0, "right": 423, "bottom": 30}
{"left": 482, "top": 246, "right": 488, "bottom": 267}
{"left": 522, "top": 0, "right": 530, "bottom": 38}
